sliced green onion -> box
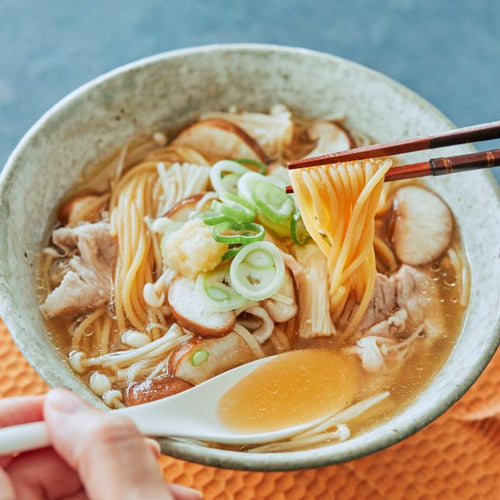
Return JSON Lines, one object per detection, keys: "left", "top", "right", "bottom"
{"left": 258, "top": 213, "right": 292, "bottom": 238}
{"left": 220, "top": 173, "right": 241, "bottom": 193}
{"left": 245, "top": 247, "right": 275, "bottom": 269}
{"left": 237, "top": 172, "right": 275, "bottom": 203}
{"left": 237, "top": 172, "right": 293, "bottom": 226}
{"left": 212, "top": 221, "right": 265, "bottom": 245}
{"left": 252, "top": 181, "right": 294, "bottom": 222}
{"left": 192, "top": 210, "right": 229, "bottom": 226}
{"left": 222, "top": 246, "right": 243, "bottom": 262}
{"left": 291, "top": 211, "right": 311, "bottom": 245}
{"left": 212, "top": 201, "right": 251, "bottom": 223}
{"left": 220, "top": 192, "right": 255, "bottom": 212}
{"left": 210, "top": 160, "right": 250, "bottom": 194}
{"left": 236, "top": 262, "right": 274, "bottom": 285}
{"left": 229, "top": 241, "right": 285, "bottom": 301}
{"left": 234, "top": 158, "right": 267, "bottom": 174}
{"left": 218, "top": 192, "right": 256, "bottom": 223}
{"left": 191, "top": 350, "right": 210, "bottom": 366}
{"left": 196, "top": 265, "right": 248, "bottom": 312}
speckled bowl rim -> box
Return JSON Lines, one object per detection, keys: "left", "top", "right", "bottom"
{"left": 0, "top": 44, "right": 499, "bottom": 471}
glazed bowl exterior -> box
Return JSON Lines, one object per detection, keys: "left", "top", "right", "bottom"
{"left": 0, "top": 44, "right": 498, "bottom": 470}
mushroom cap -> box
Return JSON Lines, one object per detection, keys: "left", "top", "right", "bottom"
{"left": 305, "top": 121, "right": 354, "bottom": 158}
{"left": 168, "top": 277, "right": 236, "bottom": 338}
{"left": 125, "top": 374, "right": 193, "bottom": 406}
{"left": 163, "top": 192, "right": 210, "bottom": 221}
{"left": 172, "top": 119, "right": 267, "bottom": 163}
{"left": 168, "top": 332, "right": 256, "bottom": 385}
{"left": 393, "top": 185, "right": 453, "bottom": 266}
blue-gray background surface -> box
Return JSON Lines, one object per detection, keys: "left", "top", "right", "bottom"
{"left": 1, "top": 0, "right": 499, "bottom": 181}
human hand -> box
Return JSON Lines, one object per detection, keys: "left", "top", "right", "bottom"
{"left": 0, "top": 389, "right": 201, "bottom": 499}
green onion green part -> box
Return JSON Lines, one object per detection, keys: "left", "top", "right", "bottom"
{"left": 196, "top": 265, "right": 248, "bottom": 312}
{"left": 252, "top": 181, "right": 294, "bottom": 222}
{"left": 222, "top": 246, "right": 243, "bottom": 262}
{"left": 291, "top": 211, "right": 311, "bottom": 245}
{"left": 212, "top": 221, "right": 265, "bottom": 245}
{"left": 192, "top": 210, "right": 230, "bottom": 226}
{"left": 218, "top": 192, "right": 256, "bottom": 223}
{"left": 191, "top": 350, "right": 210, "bottom": 366}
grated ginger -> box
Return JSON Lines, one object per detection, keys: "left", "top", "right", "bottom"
{"left": 162, "top": 219, "right": 228, "bottom": 278}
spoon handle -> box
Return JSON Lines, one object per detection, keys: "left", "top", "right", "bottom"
{"left": 0, "top": 419, "right": 163, "bottom": 455}
{"left": 0, "top": 421, "right": 50, "bottom": 455}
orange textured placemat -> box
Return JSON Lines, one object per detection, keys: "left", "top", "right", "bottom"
{"left": 0, "top": 320, "right": 498, "bottom": 499}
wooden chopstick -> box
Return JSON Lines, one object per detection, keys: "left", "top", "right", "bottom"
{"left": 284, "top": 149, "right": 500, "bottom": 193}
{"left": 287, "top": 121, "right": 500, "bottom": 170}
{"left": 384, "top": 149, "right": 499, "bottom": 181}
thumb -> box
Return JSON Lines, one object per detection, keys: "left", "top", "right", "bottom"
{"left": 44, "top": 389, "right": 200, "bottom": 500}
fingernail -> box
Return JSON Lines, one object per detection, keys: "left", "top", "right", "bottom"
{"left": 186, "top": 488, "right": 203, "bottom": 499}
{"left": 168, "top": 484, "right": 203, "bottom": 499}
{"left": 46, "top": 388, "right": 87, "bottom": 414}
{"left": 145, "top": 438, "right": 161, "bottom": 458}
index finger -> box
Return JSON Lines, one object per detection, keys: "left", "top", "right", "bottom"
{"left": 0, "top": 395, "right": 45, "bottom": 465}
{"left": 0, "top": 396, "right": 45, "bottom": 428}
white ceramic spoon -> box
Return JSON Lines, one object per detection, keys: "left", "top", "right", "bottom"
{"left": 0, "top": 355, "right": 319, "bottom": 455}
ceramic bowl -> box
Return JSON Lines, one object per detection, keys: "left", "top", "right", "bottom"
{"left": 0, "top": 44, "right": 498, "bottom": 471}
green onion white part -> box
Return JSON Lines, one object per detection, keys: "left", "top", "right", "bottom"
{"left": 229, "top": 241, "right": 285, "bottom": 301}
{"left": 210, "top": 160, "right": 251, "bottom": 194}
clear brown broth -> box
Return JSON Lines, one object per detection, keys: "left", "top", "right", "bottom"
{"left": 219, "top": 349, "right": 361, "bottom": 432}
